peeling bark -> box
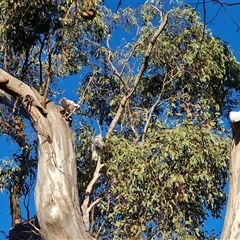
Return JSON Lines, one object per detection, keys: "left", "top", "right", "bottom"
{"left": 221, "top": 121, "right": 240, "bottom": 239}
{"left": 0, "top": 69, "right": 93, "bottom": 240}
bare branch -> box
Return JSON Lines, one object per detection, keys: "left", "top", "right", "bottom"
{"left": 27, "top": 219, "right": 41, "bottom": 235}
{"left": 81, "top": 158, "right": 104, "bottom": 230}
{"left": 106, "top": 35, "right": 129, "bottom": 90}
{"left": 126, "top": 100, "right": 140, "bottom": 141}
{"left": 38, "top": 37, "right": 46, "bottom": 94}
{"left": 142, "top": 68, "right": 183, "bottom": 140}
{"left": 106, "top": 9, "right": 172, "bottom": 139}
{"left": 88, "top": 198, "right": 102, "bottom": 212}
{"left": 119, "top": 41, "right": 141, "bottom": 76}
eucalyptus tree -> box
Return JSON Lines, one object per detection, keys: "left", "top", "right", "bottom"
{"left": 0, "top": 0, "right": 240, "bottom": 240}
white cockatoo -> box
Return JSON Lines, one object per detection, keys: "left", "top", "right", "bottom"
{"left": 230, "top": 111, "right": 240, "bottom": 123}
{"left": 91, "top": 134, "right": 104, "bottom": 161}
{"left": 60, "top": 97, "right": 80, "bottom": 113}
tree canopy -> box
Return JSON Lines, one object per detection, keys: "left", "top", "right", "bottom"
{"left": 0, "top": 0, "right": 240, "bottom": 239}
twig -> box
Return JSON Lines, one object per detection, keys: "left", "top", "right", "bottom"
{"left": 106, "top": 9, "right": 172, "bottom": 139}
{"left": 212, "top": 0, "right": 240, "bottom": 6}
{"left": 95, "top": 197, "right": 110, "bottom": 239}
{"left": 119, "top": 41, "right": 141, "bottom": 77}
{"left": 106, "top": 35, "right": 129, "bottom": 90}
{"left": 27, "top": 219, "right": 41, "bottom": 235}
{"left": 63, "top": 2, "right": 75, "bottom": 24}
{"left": 67, "top": 72, "right": 96, "bottom": 117}
{"left": 142, "top": 68, "right": 181, "bottom": 141}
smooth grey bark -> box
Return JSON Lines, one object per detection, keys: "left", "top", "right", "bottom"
{"left": 0, "top": 69, "right": 93, "bottom": 240}
{"left": 221, "top": 121, "right": 240, "bottom": 239}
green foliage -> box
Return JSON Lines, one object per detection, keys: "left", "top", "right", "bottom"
{"left": 75, "top": 122, "right": 96, "bottom": 200}
{"left": 0, "top": 158, "right": 20, "bottom": 191}
{"left": 75, "top": 4, "right": 238, "bottom": 239}
{"left": 100, "top": 122, "right": 229, "bottom": 238}
{"left": 0, "top": 0, "right": 108, "bottom": 83}
{"left": 79, "top": 7, "right": 240, "bottom": 137}
{"left": 0, "top": 0, "right": 240, "bottom": 239}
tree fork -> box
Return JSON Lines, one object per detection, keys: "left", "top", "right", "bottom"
{"left": 0, "top": 69, "right": 93, "bottom": 240}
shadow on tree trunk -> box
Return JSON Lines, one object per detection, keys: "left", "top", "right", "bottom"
{"left": 9, "top": 216, "right": 42, "bottom": 240}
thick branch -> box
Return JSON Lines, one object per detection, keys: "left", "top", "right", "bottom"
{"left": 0, "top": 89, "right": 29, "bottom": 119}
{"left": 0, "top": 69, "right": 94, "bottom": 240}
{"left": 81, "top": 158, "right": 104, "bottom": 230}
{"left": 0, "top": 116, "right": 31, "bottom": 227}
{"left": 106, "top": 10, "right": 171, "bottom": 139}
{"left": 0, "top": 69, "right": 47, "bottom": 117}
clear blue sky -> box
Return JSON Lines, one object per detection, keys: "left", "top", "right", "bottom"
{"left": 1, "top": 0, "right": 240, "bottom": 239}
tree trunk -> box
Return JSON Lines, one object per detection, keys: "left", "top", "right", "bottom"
{"left": 0, "top": 69, "right": 93, "bottom": 240}
{"left": 10, "top": 185, "right": 21, "bottom": 226}
{"left": 221, "top": 121, "right": 240, "bottom": 239}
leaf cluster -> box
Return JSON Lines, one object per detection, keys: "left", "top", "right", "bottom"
{"left": 0, "top": 1, "right": 239, "bottom": 239}
{"left": 75, "top": 5, "right": 238, "bottom": 239}
{"left": 93, "top": 121, "right": 229, "bottom": 239}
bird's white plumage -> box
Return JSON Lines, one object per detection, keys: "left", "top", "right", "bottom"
{"left": 91, "top": 134, "right": 104, "bottom": 161}
{"left": 229, "top": 111, "right": 240, "bottom": 123}
{"left": 60, "top": 97, "right": 80, "bottom": 112}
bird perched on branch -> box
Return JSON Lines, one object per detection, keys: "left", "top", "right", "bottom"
{"left": 91, "top": 134, "right": 104, "bottom": 161}
{"left": 59, "top": 97, "right": 80, "bottom": 113}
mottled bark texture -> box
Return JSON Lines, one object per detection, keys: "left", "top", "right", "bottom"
{"left": 0, "top": 69, "right": 93, "bottom": 240}
{"left": 221, "top": 121, "right": 240, "bottom": 239}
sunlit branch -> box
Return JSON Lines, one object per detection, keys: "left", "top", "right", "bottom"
{"left": 221, "top": 4, "right": 240, "bottom": 30}
{"left": 81, "top": 158, "right": 104, "bottom": 231}
{"left": 0, "top": 69, "right": 47, "bottom": 117}
{"left": 106, "top": 9, "right": 172, "bottom": 139}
